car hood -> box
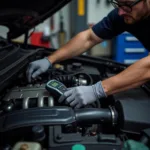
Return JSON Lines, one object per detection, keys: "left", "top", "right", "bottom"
{"left": 0, "top": 0, "right": 72, "bottom": 39}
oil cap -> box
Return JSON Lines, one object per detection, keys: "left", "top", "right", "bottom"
{"left": 72, "top": 63, "right": 82, "bottom": 70}
{"left": 72, "top": 144, "right": 86, "bottom": 150}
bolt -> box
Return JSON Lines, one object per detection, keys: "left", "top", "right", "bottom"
{"left": 56, "top": 134, "right": 62, "bottom": 140}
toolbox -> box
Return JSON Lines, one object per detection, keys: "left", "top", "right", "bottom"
{"left": 113, "top": 32, "right": 149, "bottom": 64}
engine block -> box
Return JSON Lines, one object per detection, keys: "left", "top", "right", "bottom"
{"left": 3, "top": 84, "right": 54, "bottom": 109}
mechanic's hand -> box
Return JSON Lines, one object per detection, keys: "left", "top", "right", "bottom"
{"left": 58, "top": 81, "right": 107, "bottom": 108}
{"left": 26, "top": 58, "right": 51, "bottom": 82}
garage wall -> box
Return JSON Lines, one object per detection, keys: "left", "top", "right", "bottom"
{"left": 0, "top": 0, "right": 115, "bottom": 56}
{"left": 87, "top": 0, "right": 113, "bottom": 25}
{"left": 34, "top": 3, "right": 71, "bottom": 48}
{"left": 0, "top": 3, "right": 71, "bottom": 49}
{"left": 87, "top": 0, "right": 114, "bottom": 57}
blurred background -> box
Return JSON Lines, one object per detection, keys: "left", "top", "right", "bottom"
{"left": 0, "top": 0, "right": 148, "bottom": 65}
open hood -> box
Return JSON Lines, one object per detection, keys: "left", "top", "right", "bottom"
{"left": 0, "top": 0, "right": 72, "bottom": 39}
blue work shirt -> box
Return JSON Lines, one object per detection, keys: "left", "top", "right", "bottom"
{"left": 92, "top": 8, "right": 150, "bottom": 51}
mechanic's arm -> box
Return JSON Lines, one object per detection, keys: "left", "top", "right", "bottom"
{"left": 60, "top": 56, "right": 150, "bottom": 108}
{"left": 47, "top": 28, "right": 102, "bottom": 64}
{"left": 27, "top": 28, "right": 103, "bottom": 82}
{"left": 102, "top": 55, "right": 150, "bottom": 95}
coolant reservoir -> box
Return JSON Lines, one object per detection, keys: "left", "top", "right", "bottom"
{"left": 12, "top": 142, "right": 42, "bottom": 150}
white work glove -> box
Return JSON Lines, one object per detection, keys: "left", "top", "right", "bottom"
{"left": 26, "top": 57, "right": 51, "bottom": 82}
{"left": 58, "top": 81, "right": 107, "bottom": 108}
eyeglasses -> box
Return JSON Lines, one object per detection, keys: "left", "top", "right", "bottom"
{"left": 109, "top": 0, "right": 143, "bottom": 13}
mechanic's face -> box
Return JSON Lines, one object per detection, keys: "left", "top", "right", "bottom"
{"left": 117, "top": 0, "right": 150, "bottom": 24}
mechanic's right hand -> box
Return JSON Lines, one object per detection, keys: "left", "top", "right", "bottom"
{"left": 26, "top": 58, "right": 51, "bottom": 82}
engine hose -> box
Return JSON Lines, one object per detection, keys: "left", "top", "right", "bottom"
{"left": 54, "top": 75, "right": 76, "bottom": 87}
{"left": 75, "top": 108, "right": 118, "bottom": 126}
{"left": 72, "top": 72, "right": 93, "bottom": 85}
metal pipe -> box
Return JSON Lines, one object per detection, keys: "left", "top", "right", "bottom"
{"left": 23, "top": 97, "right": 30, "bottom": 109}
{"left": 38, "top": 97, "right": 44, "bottom": 107}
{"left": 48, "top": 96, "right": 54, "bottom": 107}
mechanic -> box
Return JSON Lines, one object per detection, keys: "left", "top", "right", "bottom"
{"left": 26, "top": 0, "right": 150, "bottom": 108}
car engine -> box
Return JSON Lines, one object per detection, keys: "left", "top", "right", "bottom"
{"left": 0, "top": 38, "right": 150, "bottom": 150}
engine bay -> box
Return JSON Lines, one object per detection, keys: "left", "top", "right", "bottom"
{"left": 0, "top": 38, "right": 150, "bottom": 150}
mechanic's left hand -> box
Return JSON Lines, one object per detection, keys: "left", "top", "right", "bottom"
{"left": 58, "top": 81, "right": 107, "bottom": 108}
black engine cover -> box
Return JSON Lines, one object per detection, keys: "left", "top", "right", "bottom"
{"left": 115, "top": 99, "right": 150, "bottom": 134}
{"left": 0, "top": 107, "right": 75, "bottom": 132}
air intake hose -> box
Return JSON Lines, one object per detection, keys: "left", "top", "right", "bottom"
{"left": 75, "top": 107, "right": 118, "bottom": 126}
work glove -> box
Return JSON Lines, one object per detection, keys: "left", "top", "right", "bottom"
{"left": 26, "top": 57, "right": 51, "bottom": 82}
{"left": 58, "top": 81, "right": 107, "bottom": 109}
